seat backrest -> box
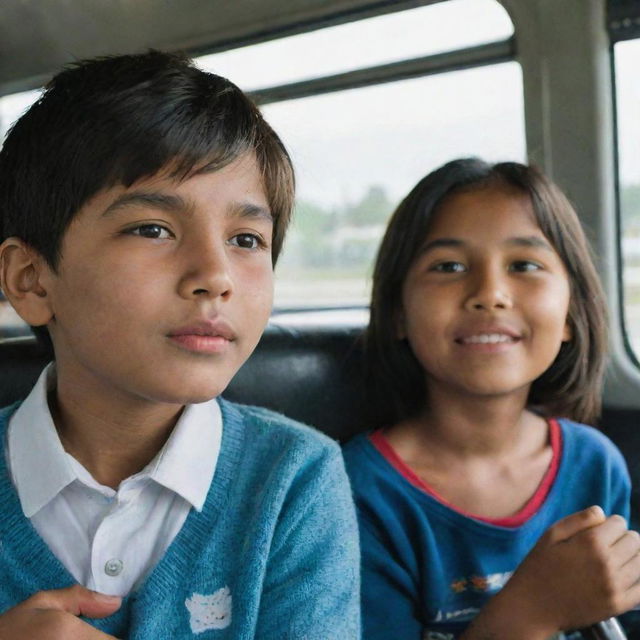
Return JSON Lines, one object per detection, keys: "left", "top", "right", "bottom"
{"left": 0, "top": 323, "right": 369, "bottom": 442}
{"left": 2, "top": 324, "right": 640, "bottom": 527}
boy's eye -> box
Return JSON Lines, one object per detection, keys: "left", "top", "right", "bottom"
{"left": 128, "top": 224, "right": 173, "bottom": 239}
{"left": 510, "top": 260, "right": 542, "bottom": 272}
{"left": 431, "top": 261, "right": 466, "bottom": 273}
{"left": 230, "top": 233, "right": 264, "bottom": 250}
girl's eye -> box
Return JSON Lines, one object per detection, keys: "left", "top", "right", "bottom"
{"left": 230, "top": 233, "right": 264, "bottom": 250}
{"left": 432, "top": 261, "right": 466, "bottom": 273}
{"left": 510, "top": 260, "right": 542, "bottom": 272}
{"left": 128, "top": 224, "right": 173, "bottom": 240}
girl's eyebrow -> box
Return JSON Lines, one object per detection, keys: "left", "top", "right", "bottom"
{"left": 420, "top": 235, "right": 554, "bottom": 252}
{"left": 420, "top": 238, "right": 463, "bottom": 252}
{"left": 507, "top": 235, "right": 555, "bottom": 251}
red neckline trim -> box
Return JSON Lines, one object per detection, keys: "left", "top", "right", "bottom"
{"left": 369, "top": 419, "right": 562, "bottom": 528}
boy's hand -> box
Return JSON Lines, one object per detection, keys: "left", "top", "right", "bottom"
{"left": 462, "top": 506, "right": 640, "bottom": 640}
{"left": 0, "top": 585, "right": 121, "bottom": 640}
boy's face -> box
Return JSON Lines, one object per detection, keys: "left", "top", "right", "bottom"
{"left": 40, "top": 153, "right": 274, "bottom": 406}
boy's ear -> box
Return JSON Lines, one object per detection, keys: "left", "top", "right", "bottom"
{"left": 0, "top": 237, "right": 55, "bottom": 326}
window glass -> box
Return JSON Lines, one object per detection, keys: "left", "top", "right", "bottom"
{"left": 264, "top": 62, "right": 526, "bottom": 308}
{"left": 0, "top": 88, "right": 41, "bottom": 143}
{"left": 197, "top": 0, "right": 513, "bottom": 92}
{"left": 0, "top": 90, "right": 42, "bottom": 337}
{"left": 0, "top": 1, "right": 522, "bottom": 334}
{"left": 615, "top": 39, "right": 640, "bottom": 357}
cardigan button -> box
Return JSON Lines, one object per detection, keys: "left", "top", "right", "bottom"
{"left": 104, "top": 558, "right": 123, "bottom": 577}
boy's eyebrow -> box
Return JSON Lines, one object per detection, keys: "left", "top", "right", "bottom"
{"left": 100, "top": 193, "right": 272, "bottom": 222}
{"left": 420, "top": 235, "right": 554, "bottom": 252}
{"left": 229, "top": 202, "right": 273, "bottom": 223}
{"left": 101, "top": 192, "right": 189, "bottom": 217}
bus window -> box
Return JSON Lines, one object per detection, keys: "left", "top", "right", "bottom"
{"left": 197, "top": 0, "right": 523, "bottom": 311}
{"left": 197, "top": 0, "right": 513, "bottom": 92}
{"left": 615, "top": 37, "right": 640, "bottom": 359}
{"left": 263, "top": 64, "right": 525, "bottom": 309}
{"left": 0, "top": 90, "right": 42, "bottom": 336}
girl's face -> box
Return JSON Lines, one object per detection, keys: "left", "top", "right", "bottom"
{"left": 398, "top": 184, "right": 572, "bottom": 403}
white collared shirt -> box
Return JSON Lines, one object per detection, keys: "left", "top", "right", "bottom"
{"left": 5, "top": 364, "right": 222, "bottom": 596}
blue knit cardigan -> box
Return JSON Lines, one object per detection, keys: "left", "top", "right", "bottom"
{"left": 0, "top": 398, "right": 361, "bottom": 639}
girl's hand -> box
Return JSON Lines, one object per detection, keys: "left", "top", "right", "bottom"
{"left": 0, "top": 585, "right": 121, "bottom": 640}
{"left": 462, "top": 506, "right": 640, "bottom": 640}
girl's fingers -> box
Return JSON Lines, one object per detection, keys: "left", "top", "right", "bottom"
{"left": 546, "top": 506, "right": 606, "bottom": 543}
{"left": 618, "top": 550, "right": 640, "bottom": 592}
{"left": 610, "top": 529, "right": 640, "bottom": 567}
{"left": 619, "top": 572, "right": 640, "bottom": 613}
{"left": 573, "top": 514, "right": 629, "bottom": 548}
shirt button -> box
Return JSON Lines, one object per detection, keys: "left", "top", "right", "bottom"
{"left": 104, "top": 558, "right": 124, "bottom": 577}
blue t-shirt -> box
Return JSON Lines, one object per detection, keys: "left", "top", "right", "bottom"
{"left": 343, "top": 419, "right": 630, "bottom": 640}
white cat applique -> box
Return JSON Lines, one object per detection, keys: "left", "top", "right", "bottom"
{"left": 185, "top": 587, "right": 232, "bottom": 633}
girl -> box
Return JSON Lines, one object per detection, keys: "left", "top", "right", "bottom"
{"left": 343, "top": 158, "right": 640, "bottom": 639}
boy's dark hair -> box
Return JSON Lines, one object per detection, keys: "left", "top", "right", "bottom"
{"left": 0, "top": 50, "right": 294, "bottom": 346}
{"left": 367, "top": 157, "right": 607, "bottom": 427}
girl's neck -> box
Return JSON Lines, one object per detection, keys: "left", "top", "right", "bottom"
{"left": 383, "top": 388, "right": 554, "bottom": 520}
{"left": 387, "top": 385, "right": 543, "bottom": 461}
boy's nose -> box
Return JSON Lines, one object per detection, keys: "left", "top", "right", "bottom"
{"left": 464, "top": 269, "right": 512, "bottom": 311}
{"left": 177, "top": 242, "right": 232, "bottom": 300}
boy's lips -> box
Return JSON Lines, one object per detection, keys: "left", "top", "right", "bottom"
{"left": 168, "top": 320, "right": 236, "bottom": 354}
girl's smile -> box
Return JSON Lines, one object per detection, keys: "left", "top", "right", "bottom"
{"left": 454, "top": 326, "right": 522, "bottom": 352}
{"left": 399, "top": 184, "right": 571, "bottom": 400}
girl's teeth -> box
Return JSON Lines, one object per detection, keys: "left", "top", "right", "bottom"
{"left": 466, "top": 334, "right": 512, "bottom": 344}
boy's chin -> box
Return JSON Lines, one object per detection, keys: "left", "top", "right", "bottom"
{"left": 154, "top": 383, "right": 230, "bottom": 406}
{"left": 137, "top": 375, "right": 233, "bottom": 406}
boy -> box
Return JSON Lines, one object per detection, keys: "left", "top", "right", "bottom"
{"left": 0, "top": 51, "right": 360, "bottom": 639}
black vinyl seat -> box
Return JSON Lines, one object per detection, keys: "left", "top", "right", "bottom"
{"left": 1, "top": 323, "right": 639, "bottom": 529}
{"left": 0, "top": 322, "right": 369, "bottom": 442}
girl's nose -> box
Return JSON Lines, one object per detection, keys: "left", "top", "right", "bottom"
{"left": 464, "top": 269, "right": 512, "bottom": 311}
{"left": 177, "top": 240, "right": 233, "bottom": 301}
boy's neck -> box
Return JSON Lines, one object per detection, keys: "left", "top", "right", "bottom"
{"left": 49, "top": 385, "right": 184, "bottom": 490}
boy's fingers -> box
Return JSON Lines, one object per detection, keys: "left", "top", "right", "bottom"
{"left": 28, "top": 585, "right": 122, "bottom": 619}
{"left": 546, "top": 506, "right": 606, "bottom": 543}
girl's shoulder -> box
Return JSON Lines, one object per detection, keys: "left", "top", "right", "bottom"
{"left": 342, "top": 432, "right": 381, "bottom": 467}
{"left": 342, "top": 432, "right": 390, "bottom": 485}
{"left": 554, "top": 417, "right": 628, "bottom": 470}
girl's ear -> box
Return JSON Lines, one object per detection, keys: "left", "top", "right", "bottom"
{"left": 562, "top": 318, "right": 573, "bottom": 342}
{"left": 0, "top": 237, "right": 55, "bottom": 326}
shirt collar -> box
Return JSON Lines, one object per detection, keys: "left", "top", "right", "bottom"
{"left": 8, "top": 363, "right": 74, "bottom": 517}
{"left": 8, "top": 363, "right": 222, "bottom": 516}
{"left": 147, "top": 399, "right": 221, "bottom": 512}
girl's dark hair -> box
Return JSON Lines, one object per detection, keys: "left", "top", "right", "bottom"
{"left": 0, "top": 50, "right": 294, "bottom": 349}
{"left": 366, "top": 158, "right": 607, "bottom": 427}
